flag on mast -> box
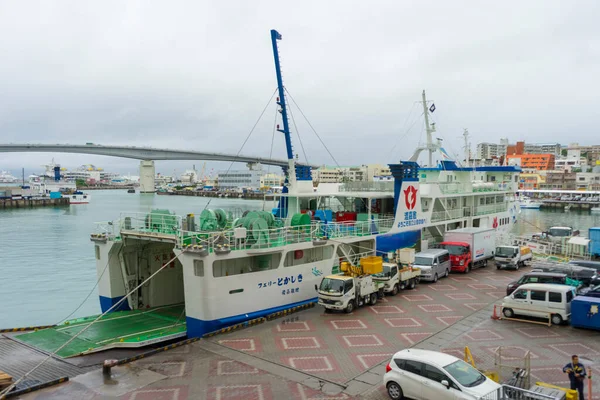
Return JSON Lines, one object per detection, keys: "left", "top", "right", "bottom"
{"left": 429, "top": 103, "right": 436, "bottom": 113}
{"left": 440, "top": 147, "right": 453, "bottom": 161}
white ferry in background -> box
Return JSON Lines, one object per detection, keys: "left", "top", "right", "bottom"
{"left": 86, "top": 30, "right": 522, "bottom": 341}
{"left": 0, "top": 171, "right": 18, "bottom": 184}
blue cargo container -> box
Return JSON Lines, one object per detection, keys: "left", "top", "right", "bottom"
{"left": 589, "top": 227, "right": 600, "bottom": 257}
{"left": 49, "top": 191, "right": 62, "bottom": 199}
{"left": 570, "top": 296, "right": 600, "bottom": 331}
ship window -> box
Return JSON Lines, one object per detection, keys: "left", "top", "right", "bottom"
{"left": 285, "top": 245, "right": 334, "bottom": 267}
{"left": 193, "top": 260, "right": 204, "bottom": 277}
{"left": 95, "top": 245, "right": 100, "bottom": 260}
{"left": 213, "top": 253, "right": 282, "bottom": 277}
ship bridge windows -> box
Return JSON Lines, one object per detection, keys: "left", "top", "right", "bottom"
{"left": 284, "top": 245, "right": 334, "bottom": 267}
{"left": 213, "top": 253, "right": 282, "bottom": 277}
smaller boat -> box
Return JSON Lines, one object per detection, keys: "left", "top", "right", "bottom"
{"left": 127, "top": 188, "right": 135, "bottom": 193}
{"left": 592, "top": 207, "right": 600, "bottom": 214}
{"left": 69, "top": 191, "right": 90, "bottom": 204}
{"left": 518, "top": 197, "right": 542, "bottom": 209}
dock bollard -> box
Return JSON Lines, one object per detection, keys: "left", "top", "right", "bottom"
{"left": 102, "top": 359, "right": 118, "bottom": 376}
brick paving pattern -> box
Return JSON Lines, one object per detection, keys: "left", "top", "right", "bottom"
{"left": 17, "top": 265, "right": 600, "bottom": 400}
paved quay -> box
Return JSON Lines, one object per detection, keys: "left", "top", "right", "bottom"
{"left": 14, "top": 265, "right": 600, "bottom": 400}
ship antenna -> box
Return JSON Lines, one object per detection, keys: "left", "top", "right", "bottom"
{"left": 270, "top": 29, "right": 297, "bottom": 189}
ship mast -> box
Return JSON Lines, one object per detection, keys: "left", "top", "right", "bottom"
{"left": 270, "top": 29, "right": 296, "bottom": 189}
{"left": 463, "top": 129, "right": 470, "bottom": 168}
{"left": 420, "top": 90, "right": 437, "bottom": 167}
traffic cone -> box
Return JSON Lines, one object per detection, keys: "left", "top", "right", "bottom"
{"left": 491, "top": 305, "right": 500, "bottom": 320}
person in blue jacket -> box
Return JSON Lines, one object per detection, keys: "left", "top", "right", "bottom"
{"left": 563, "top": 355, "right": 587, "bottom": 400}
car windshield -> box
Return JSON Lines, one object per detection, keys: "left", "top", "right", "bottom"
{"left": 373, "top": 265, "right": 392, "bottom": 278}
{"left": 549, "top": 228, "right": 572, "bottom": 237}
{"left": 443, "top": 360, "right": 486, "bottom": 388}
{"left": 496, "top": 247, "right": 515, "bottom": 257}
{"left": 319, "top": 278, "right": 344, "bottom": 294}
{"left": 444, "top": 245, "right": 468, "bottom": 256}
{"left": 415, "top": 256, "right": 433, "bottom": 266}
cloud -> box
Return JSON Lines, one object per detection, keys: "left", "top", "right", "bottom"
{"left": 0, "top": 0, "right": 598, "bottom": 174}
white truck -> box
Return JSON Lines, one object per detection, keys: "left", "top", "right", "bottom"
{"left": 440, "top": 227, "right": 496, "bottom": 273}
{"left": 316, "top": 257, "right": 386, "bottom": 313}
{"left": 371, "top": 262, "right": 421, "bottom": 295}
{"left": 495, "top": 245, "right": 533, "bottom": 270}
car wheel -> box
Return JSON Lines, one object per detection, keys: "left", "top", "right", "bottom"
{"left": 409, "top": 279, "right": 416, "bottom": 290}
{"left": 503, "top": 308, "right": 514, "bottom": 318}
{"left": 370, "top": 293, "right": 378, "bottom": 305}
{"left": 345, "top": 300, "right": 354, "bottom": 314}
{"left": 386, "top": 381, "right": 404, "bottom": 400}
{"left": 324, "top": 308, "right": 331, "bottom": 313}
{"left": 391, "top": 284, "right": 399, "bottom": 296}
{"left": 433, "top": 273, "right": 438, "bottom": 283}
{"left": 551, "top": 314, "right": 564, "bottom": 325}
{"left": 445, "top": 269, "right": 449, "bottom": 278}
{"left": 496, "top": 265, "right": 501, "bottom": 270}
{"left": 515, "top": 262, "right": 520, "bottom": 270}
{"left": 483, "top": 259, "right": 488, "bottom": 267}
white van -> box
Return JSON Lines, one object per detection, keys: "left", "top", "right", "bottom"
{"left": 413, "top": 249, "right": 451, "bottom": 283}
{"left": 501, "top": 283, "right": 576, "bottom": 325}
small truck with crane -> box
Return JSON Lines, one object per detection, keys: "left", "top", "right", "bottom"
{"left": 316, "top": 253, "right": 420, "bottom": 313}
{"left": 316, "top": 256, "right": 385, "bottom": 313}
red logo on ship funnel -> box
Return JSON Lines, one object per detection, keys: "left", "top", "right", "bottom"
{"left": 493, "top": 217, "right": 498, "bottom": 229}
{"left": 404, "top": 185, "right": 417, "bottom": 210}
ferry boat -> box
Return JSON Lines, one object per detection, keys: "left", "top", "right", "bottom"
{"left": 12, "top": 29, "right": 522, "bottom": 357}
{"left": 0, "top": 171, "right": 17, "bottom": 184}
{"left": 87, "top": 30, "right": 521, "bottom": 340}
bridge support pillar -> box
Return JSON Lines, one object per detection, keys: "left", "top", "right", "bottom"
{"left": 139, "top": 160, "right": 155, "bottom": 193}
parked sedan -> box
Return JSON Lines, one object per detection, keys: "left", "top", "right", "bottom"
{"left": 384, "top": 348, "right": 500, "bottom": 400}
{"left": 506, "top": 272, "right": 568, "bottom": 295}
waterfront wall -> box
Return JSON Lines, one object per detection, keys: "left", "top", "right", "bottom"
{"left": 0, "top": 197, "right": 70, "bottom": 209}
{"left": 77, "top": 185, "right": 137, "bottom": 191}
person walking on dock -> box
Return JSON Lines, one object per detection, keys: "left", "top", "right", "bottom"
{"left": 563, "top": 355, "right": 587, "bottom": 400}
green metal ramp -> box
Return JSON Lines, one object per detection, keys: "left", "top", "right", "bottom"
{"left": 14, "top": 304, "right": 186, "bottom": 358}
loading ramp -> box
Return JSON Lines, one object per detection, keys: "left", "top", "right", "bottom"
{"left": 13, "top": 304, "right": 186, "bottom": 358}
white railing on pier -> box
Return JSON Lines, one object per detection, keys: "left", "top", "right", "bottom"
{"left": 478, "top": 384, "right": 557, "bottom": 400}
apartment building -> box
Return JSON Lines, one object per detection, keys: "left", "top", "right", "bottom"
{"left": 506, "top": 154, "right": 555, "bottom": 170}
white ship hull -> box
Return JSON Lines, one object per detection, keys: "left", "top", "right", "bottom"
{"left": 69, "top": 193, "right": 90, "bottom": 204}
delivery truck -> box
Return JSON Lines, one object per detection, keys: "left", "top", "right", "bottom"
{"left": 440, "top": 227, "right": 496, "bottom": 273}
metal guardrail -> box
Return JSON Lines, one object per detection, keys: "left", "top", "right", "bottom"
{"left": 479, "top": 385, "right": 557, "bottom": 400}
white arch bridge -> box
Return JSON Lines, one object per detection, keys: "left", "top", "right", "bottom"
{"left": 0, "top": 143, "right": 314, "bottom": 192}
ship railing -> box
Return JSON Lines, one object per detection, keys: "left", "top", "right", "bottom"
{"left": 430, "top": 207, "right": 470, "bottom": 222}
{"left": 478, "top": 384, "right": 556, "bottom": 400}
{"left": 118, "top": 212, "right": 182, "bottom": 236}
{"left": 178, "top": 217, "right": 397, "bottom": 253}
{"left": 92, "top": 221, "right": 119, "bottom": 238}
{"left": 474, "top": 203, "right": 509, "bottom": 216}
{"left": 339, "top": 181, "right": 394, "bottom": 192}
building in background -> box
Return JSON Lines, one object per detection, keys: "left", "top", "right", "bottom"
{"left": 260, "top": 173, "right": 284, "bottom": 189}
{"left": 506, "top": 154, "right": 555, "bottom": 170}
{"left": 539, "top": 170, "right": 576, "bottom": 190}
{"left": 217, "top": 163, "right": 263, "bottom": 190}
{"left": 476, "top": 139, "right": 508, "bottom": 159}
{"left": 313, "top": 164, "right": 392, "bottom": 184}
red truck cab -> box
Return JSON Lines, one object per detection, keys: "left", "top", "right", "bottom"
{"left": 440, "top": 241, "right": 471, "bottom": 273}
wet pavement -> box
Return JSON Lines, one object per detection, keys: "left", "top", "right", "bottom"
{"left": 12, "top": 265, "right": 600, "bottom": 399}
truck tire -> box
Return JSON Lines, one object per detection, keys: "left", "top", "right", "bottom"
{"left": 345, "top": 300, "right": 355, "bottom": 314}
{"left": 408, "top": 279, "right": 416, "bottom": 290}
{"left": 370, "top": 293, "right": 378, "bottom": 305}
{"left": 324, "top": 308, "right": 331, "bottom": 313}
{"left": 515, "top": 262, "right": 520, "bottom": 270}
{"left": 391, "top": 284, "right": 399, "bottom": 296}
{"left": 400, "top": 281, "right": 406, "bottom": 290}
{"left": 483, "top": 259, "right": 488, "bottom": 267}
{"left": 466, "top": 264, "right": 471, "bottom": 273}
{"left": 445, "top": 269, "right": 449, "bottom": 278}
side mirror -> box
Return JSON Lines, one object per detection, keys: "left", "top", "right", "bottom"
{"left": 314, "top": 284, "right": 318, "bottom": 292}
{"left": 441, "top": 380, "right": 450, "bottom": 389}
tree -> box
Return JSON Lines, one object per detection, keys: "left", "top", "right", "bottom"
{"left": 561, "top": 149, "right": 567, "bottom": 157}
{"left": 76, "top": 179, "right": 87, "bottom": 188}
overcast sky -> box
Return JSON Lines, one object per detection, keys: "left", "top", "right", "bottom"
{"left": 0, "top": 0, "right": 598, "bottom": 176}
